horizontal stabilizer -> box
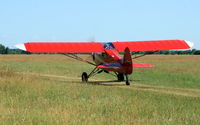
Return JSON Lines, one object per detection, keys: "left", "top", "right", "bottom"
{"left": 133, "top": 63, "right": 155, "bottom": 68}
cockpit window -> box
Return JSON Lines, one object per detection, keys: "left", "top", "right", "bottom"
{"left": 103, "top": 42, "right": 115, "bottom": 49}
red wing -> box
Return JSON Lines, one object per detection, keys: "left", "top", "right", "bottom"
{"left": 112, "top": 40, "right": 193, "bottom": 52}
{"left": 16, "top": 42, "right": 104, "bottom": 53}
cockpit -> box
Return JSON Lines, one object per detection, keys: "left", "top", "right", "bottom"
{"left": 103, "top": 42, "right": 115, "bottom": 49}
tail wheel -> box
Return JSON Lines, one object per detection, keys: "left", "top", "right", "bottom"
{"left": 117, "top": 73, "right": 124, "bottom": 81}
{"left": 82, "top": 72, "right": 88, "bottom": 82}
{"left": 125, "top": 75, "right": 130, "bottom": 85}
{"left": 126, "top": 81, "right": 130, "bottom": 85}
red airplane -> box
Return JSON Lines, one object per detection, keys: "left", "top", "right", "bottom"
{"left": 16, "top": 40, "right": 193, "bottom": 85}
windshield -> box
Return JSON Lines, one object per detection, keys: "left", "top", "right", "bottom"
{"left": 103, "top": 42, "right": 115, "bottom": 49}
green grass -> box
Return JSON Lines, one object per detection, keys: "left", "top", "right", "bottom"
{"left": 0, "top": 55, "right": 199, "bottom": 125}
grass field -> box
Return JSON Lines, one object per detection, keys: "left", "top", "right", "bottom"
{"left": 0, "top": 55, "right": 199, "bottom": 125}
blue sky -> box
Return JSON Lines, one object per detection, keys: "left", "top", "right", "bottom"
{"left": 0, "top": 0, "right": 200, "bottom": 49}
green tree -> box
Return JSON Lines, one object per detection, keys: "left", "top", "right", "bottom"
{"left": 193, "top": 50, "right": 200, "bottom": 55}
{"left": 0, "top": 44, "right": 8, "bottom": 54}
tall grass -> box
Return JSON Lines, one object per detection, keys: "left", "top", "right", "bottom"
{"left": 0, "top": 55, "right": 199, "bottom": 125}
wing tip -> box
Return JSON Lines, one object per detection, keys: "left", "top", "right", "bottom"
{"left": 15, "top": 44, "right": 27, "bottom": 51}
{"left": 185, "top": 40, "right": 194, "bottom": 48}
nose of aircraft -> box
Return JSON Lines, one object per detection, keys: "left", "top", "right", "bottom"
{"left": 104, "top": 49, "right": 121, "bottom": 60}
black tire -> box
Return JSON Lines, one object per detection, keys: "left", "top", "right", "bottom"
{"left": 82, "top": 72, "right": 88, "bottom": 82}
{"left": 126, "top": 81, "right": 130, "bottom": 85}
{"left": 117, "top": 73, "right": 124, "bottom": 81}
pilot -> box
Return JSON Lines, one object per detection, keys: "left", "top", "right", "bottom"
{"left": 104, "top": 43, "right": 110, "bottom": 49}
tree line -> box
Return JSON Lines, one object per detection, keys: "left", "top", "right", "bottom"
{"left": 0, "top": 44, "right": 200, "bottom": 55}
{"left": 0, "top": 44, "right": 30, "bottom": 54}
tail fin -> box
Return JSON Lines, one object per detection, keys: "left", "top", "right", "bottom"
{"left": 123, "top": 47, "right": 133, "bottom": 74}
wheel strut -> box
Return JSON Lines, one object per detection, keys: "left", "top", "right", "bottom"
{"left": 81, "top": 66, "right": 99, "bottom": 82}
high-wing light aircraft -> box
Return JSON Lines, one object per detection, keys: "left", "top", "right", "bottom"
{"left": 16, "top": 40, "right": 193, "bottom": 85}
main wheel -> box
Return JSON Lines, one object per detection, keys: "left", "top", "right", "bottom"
{"left": 82, "top": 72, "right": 88, "bottom": 82}
{"left": 117, "top": 73, "right": 124, "bottom": 81}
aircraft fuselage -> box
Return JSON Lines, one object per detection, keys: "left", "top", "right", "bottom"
{"left": 92, "top": 42, "right": 122, "bottom": 65}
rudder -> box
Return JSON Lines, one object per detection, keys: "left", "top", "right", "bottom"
{"left": 123, "top": 47, "right": 133, "bottom": 74}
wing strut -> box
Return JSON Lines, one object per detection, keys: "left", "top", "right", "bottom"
{"left": 132, "top": 54, "right": 146, "bottom": 59}
{"left": 62, "top": 53, "right": 97, "bottom": 66}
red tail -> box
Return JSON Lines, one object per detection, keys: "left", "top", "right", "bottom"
{"left": 123, "top": 47, "right": 133, "bottom": 74}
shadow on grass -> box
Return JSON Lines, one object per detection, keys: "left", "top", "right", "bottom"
{"left": 43, "top": 75, "right": 143, "bottom": 87}
{"left": 86, "top": 80, "right": 125, "bottom": 86}
{"left": 84, "top": 79, "right": 143, "bottom": 86}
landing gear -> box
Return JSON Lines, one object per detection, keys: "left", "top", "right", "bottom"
{"left": 81, "top": 66, "right": 99, "bottom": 83}
{"left": 82, "top": 72, "right": 88, "bottom": 82}
{"left": 117, "top": 73, "right": 124, "bottom": 81}
{"left": 117, "top": 73, "right": 130, "bottom": 85}
{"left": 81, "top": 67, "right": 130, "bottom": 86}
{"left": 125, "top": 75, "right": 130, "bottom": 85}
